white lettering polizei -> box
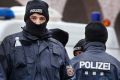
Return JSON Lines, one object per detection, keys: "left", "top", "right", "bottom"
{"left": 30, "top": 9, "right": 43, "bottom": 13}
{"left": 79, "top": 61, "right": 110, "bottom": 70}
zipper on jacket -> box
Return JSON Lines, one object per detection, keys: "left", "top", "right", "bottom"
{"left": 36, "top": 40, "right": 42, "bottom": 80}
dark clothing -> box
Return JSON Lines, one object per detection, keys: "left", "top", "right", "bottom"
{"left": 49, "top": 28, "right": 69, "bottom": 47}
{"left": 71, "top": 42, "right": 120, "bottom": 80}
{"left": 22, "top": 27, "right": 50, "bottom": 40}
{"left": 0, "top": 63, "right": 5, "bottom": 80}
{"left": 0, "top": 31, "right": 70, "bottom": 80}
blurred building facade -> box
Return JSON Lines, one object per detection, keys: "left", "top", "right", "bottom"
{"left": 46, "top": 0, "right": 120, "bottom": 45}
{"left": 0, "top": 0, "right": 120, "bottom": 45}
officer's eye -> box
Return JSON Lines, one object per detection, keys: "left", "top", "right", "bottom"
{"left": 39, "top": 17, "right": 46, "bottom": 21}
{"left": 30, "top": 16, "right": 37, "bottom": 20}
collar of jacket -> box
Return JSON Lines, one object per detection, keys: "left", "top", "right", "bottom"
{"left": 84, "top": 42, "right": 106, "bottom": 52}
{"left": 22, "top": 30, "right": 39, "bottom": 41}
{"left": 21, "top": 27, "right": 51, "bottom": 41}
{"left": 21, "top": 30, "right": 51, "bottom": 41}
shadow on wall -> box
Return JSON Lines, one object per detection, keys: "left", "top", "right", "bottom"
{"left": 115, "top": 12, "right": 120, "bottom": 46}
{"left": 62, "top": 0, "right": 102, "bottom": 24}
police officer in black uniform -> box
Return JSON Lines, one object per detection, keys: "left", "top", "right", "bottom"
{"left": 70, "top": 39, "right": 86, "bottom": 73}
{"left": 71, "top": 22, "right": 120, "bottom": 80}
{"left": 0, "top": 0, "right": 74, "bottom": 80}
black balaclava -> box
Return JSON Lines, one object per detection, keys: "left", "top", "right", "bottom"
{"left": 23, "top": 0, "right": 49, "bottom": 38}
{"left": 85, "top": 22, "right": 108, "bottom": 44}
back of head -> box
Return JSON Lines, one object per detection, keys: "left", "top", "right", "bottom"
{"left": 85, "top": 22, "right": 108, "bottom": 44}
{"left": 50, "top": 28, "right": 69, "bottom": 47}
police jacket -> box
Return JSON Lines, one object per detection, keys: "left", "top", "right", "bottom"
{"left": 0, "top": 63, "right": 5, "bottom": 80}
{"left": 71, "top": 42, "right": 120, "bottom": 80}
{"left": 0, "top": 31, "right": 71, "bottom": 80}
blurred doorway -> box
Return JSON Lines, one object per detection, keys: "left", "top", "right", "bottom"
{"left": 62, "top": 0, "right": 102, "bottom": 24}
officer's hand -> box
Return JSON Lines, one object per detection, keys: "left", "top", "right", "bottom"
{"left": 66, "top": 65, "right": 74, "bottom": 76}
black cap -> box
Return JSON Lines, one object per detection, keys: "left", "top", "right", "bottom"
{"left": 50, "top": 28, "right": 69, "bottom": 46}
{"left": 85, "top": 22, "right": 108, "bottom": 44}
{"left": 24, "top": 0, "right": 49, "bottom": 22}
{"left": 73, "top": 39, "right": 86, "bottom": 52}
